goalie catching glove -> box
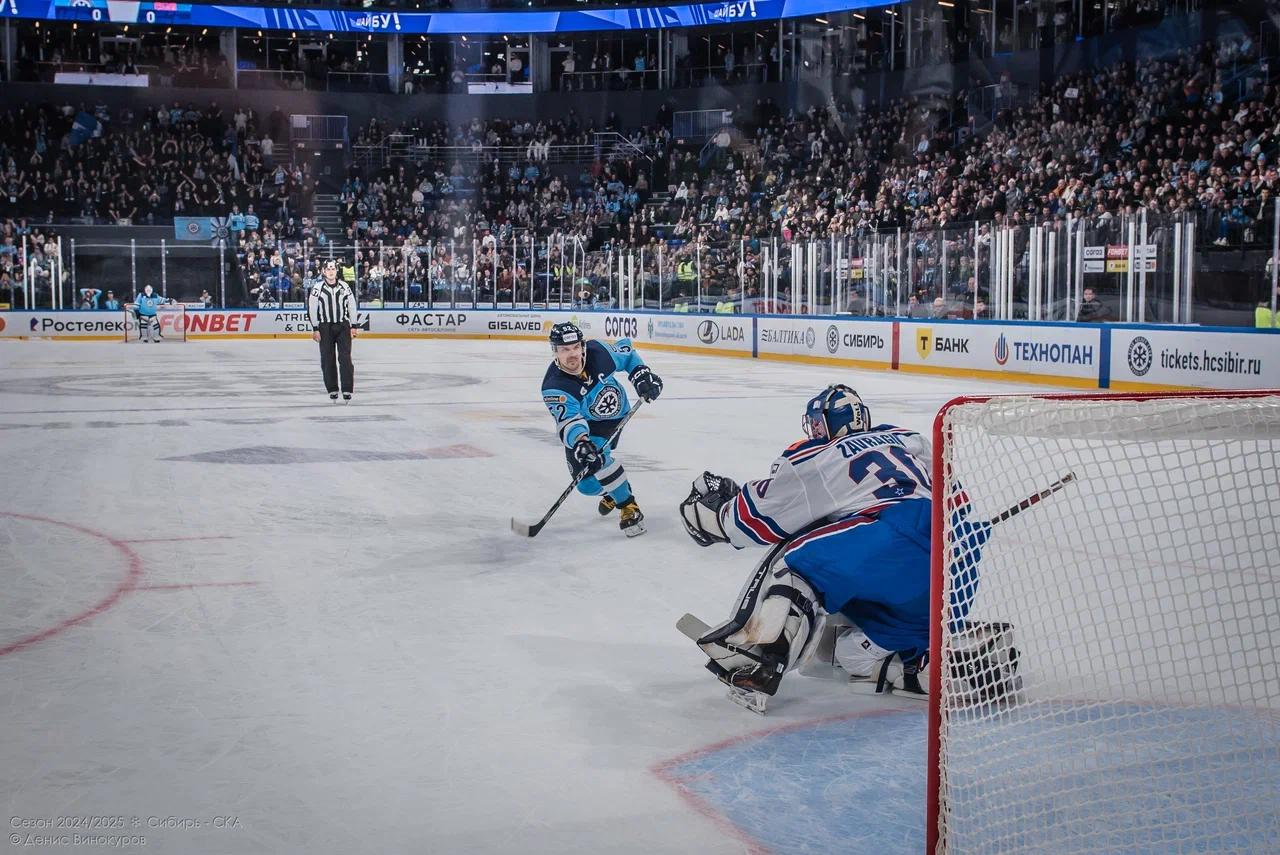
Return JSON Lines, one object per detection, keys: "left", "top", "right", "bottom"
{"left": 679, "top": 471, "right": 740, "bottom": 547}
{"left": 629, "top": 365, "right": 663, "bottom": 402}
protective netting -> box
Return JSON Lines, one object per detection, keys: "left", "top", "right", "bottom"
{"left": 933, "top": 393, "right": 1280, "bottom": 855}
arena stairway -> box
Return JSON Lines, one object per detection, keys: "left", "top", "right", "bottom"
{"left": 313, "top": 194, "right": 344, "bottom": 237}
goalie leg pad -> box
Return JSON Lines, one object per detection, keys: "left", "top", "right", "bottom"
{"left": 834, "top": 627, "right": 931, "bottom": 699}
{"left": 797, "top": 611, "right": 854, "bottom": 679}
{"left": 948, "top": 620, "right": 1020, "bottom": 704}
{"left": 833, "top": 627, "right": 895, "bottom": 678}
{"left": 695, "top": 546, "right": 827, "bottom": 697}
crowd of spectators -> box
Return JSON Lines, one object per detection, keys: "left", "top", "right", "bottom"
{"left": 0, "top": 218, "right": 65, "bottom": 308}
{"left": 866, "top": 39, "right": 1279, "bottom": 242}
{"left": 4, "top": 28, "right": 1278, "bottom": 317}
{"left": 0, "top": 102, "right": 313, "bottom": 225}
{"left": 289, "top": 113, "right": 669, "bottom": 305}
{"left": 330, "top": 36, "right": 1278, "bottom": 315}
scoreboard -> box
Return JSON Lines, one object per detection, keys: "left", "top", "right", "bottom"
{"left": 140, "top": 1, "right": 195, "bottom": 24}
{"left": 52, "top": 0, "right": 107, "bottom": 22}
{"left": 14, "top": 0, "right": 900, "bottom": 34}
{"left": 53, "top": 0, "right": 193, "bottom": 23}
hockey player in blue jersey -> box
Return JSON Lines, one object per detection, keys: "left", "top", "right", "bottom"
{"left": 542, "top": 321, "right": 663, "bottom": 537}
{"left": 678, "top": 384, "right": 1007, "bottom": 710}
{"left": 133, "top": 284, "right": 171, "bottom": 342}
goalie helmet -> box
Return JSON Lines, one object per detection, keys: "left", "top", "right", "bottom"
{"left": 548, "top": 321, "right": 584, "bottom": 350}
{"left": 803, "top": 384, "right": 871, "bottom": 440}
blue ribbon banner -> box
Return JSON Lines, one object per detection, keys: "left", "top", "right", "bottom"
{"left": 174, "top": 217, "right": 230, "bottom": 243}
{"left": 174, "top": 217, "right": 214, "bottom": 242}
{"left": 4, "top": 0, "right": 900, "bottom": 35}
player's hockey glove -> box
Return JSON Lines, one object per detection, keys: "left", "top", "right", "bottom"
{"left": 679, "top": 471, "right": 740, "bottom": 547}
{"left": 571, "top": 437, "right": 605, "bottom": 477}
{"left": 629, "top": 365, "right": 663, "bottom": 402}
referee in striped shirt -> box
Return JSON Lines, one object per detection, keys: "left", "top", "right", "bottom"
{"left": 307, "top": 259, "right": 359, "bottom": 402}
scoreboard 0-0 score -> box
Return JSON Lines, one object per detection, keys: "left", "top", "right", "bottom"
{"left": 54, "top": 0, "right": 193, "bottom": 23}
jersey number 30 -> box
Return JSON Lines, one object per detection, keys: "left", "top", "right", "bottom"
{"left": 848, "top": 447, "right": 931, "bottom": 500}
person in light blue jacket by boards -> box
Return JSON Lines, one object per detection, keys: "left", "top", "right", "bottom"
{"left": 133, "top": 284, "right": 171, "bottom": 342}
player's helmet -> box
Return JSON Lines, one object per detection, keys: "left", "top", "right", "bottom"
{"left": 803, "top": 384, "right": 871, "bottom": 440}
{"left": 549, "top": 322, "right": 584, "bottom": 350}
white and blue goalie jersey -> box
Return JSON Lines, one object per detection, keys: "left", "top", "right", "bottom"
{"left": 541, "top": 339, "right": 645, "bottom": 447}
{"left": 719, "top": 425, "right": 933, "bottom": 548}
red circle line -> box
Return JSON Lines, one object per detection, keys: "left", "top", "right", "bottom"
{"left": 0, "top": 511, "right": 143, "bottom": 658}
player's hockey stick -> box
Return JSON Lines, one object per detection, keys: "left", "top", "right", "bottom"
{"left": 510, "top": 401, "right": 645, "bottom": 538}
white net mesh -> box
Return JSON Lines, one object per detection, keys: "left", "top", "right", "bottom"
{"left": 933, "top": 393, "right": 1280, "bottom": 855}
{"left": 124, "top": 305, "right": 187, "bottom": 342}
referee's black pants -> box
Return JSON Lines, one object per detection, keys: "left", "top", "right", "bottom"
{"left": 317, "top": 322, "right": 354, "bottom": 396}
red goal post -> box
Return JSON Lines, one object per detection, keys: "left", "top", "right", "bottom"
{"left": 928, "top": 390, "right": 1280, "bottom": 855}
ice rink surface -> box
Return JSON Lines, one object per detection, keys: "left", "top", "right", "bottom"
{"left": 0, "top": 338, "right": 1063, "bottom": 855}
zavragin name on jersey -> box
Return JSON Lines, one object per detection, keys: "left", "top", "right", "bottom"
{"left": 727, "top": 424, "right": 933, "bottom": 550}
{"left": 833, "top": 431, "right": 909, "bottom": 458}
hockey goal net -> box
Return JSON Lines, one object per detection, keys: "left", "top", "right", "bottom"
{"left": 928, "top": 391, "right": 1280, "bottom": 854}
{"left": 123, "top": 304, "right": 187, "bottom": 342}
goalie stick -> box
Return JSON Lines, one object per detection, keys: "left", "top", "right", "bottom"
{"left": 510, "top": 401, "right": 644, "bottom": 538}
{"left": 675, "top": 472, "right": 1077, "bottom": 713}
{"left": 677, "top": 614, "right": 769, "bottom": 715}
{"left": 986, "top": 471, "right": 1075, "bottom": 526}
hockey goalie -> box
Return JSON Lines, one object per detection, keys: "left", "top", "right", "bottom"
{"left": 678, "top": 384, "right": 1017, "bottom": 714}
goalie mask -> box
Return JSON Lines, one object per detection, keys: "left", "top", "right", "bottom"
{"left": 803, "top": 384, "right": 871, "bottom": 440}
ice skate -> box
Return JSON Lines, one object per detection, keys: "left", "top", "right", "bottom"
{"left": 618, "top": 498, "right": 646, "bottom": 537}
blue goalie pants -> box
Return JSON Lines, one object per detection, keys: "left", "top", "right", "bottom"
{"left": 782, "top": 499, "right": 939, "bottom": 657}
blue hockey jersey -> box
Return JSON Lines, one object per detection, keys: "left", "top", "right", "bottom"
{"left": 134, "top": 293, "right": 169, "bottom": 317}
{"left": 541, "top": 339, "right": 646, "bottom": 447}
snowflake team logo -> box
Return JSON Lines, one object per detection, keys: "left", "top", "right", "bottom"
{"left": 589, "top": 385, "right": 623, "bottom": 419}
{"left": 1127, "top": 336, "right": 1153, "bottom": 377}
{"left": 826, "top": 325, "right": 839, "bottom": 354}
